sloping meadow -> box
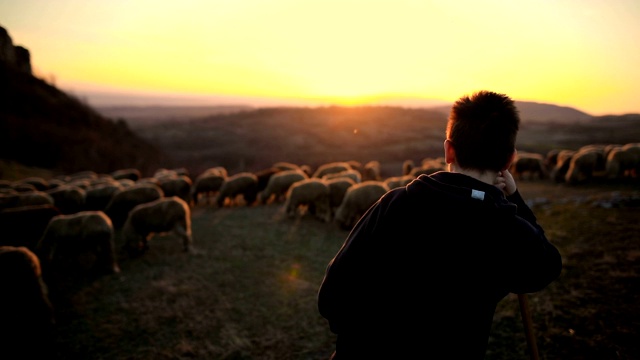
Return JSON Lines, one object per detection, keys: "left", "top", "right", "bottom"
{"left": 48, "top": 181, "right": 640, "bottom": 359}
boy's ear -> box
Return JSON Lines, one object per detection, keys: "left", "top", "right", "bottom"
{"left": 502, "top": 149, "right": 517, "bottom": 171}
{"left": 444, "top": 139, "right": 455, "bottom": 164}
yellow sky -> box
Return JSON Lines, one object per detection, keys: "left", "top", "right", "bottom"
{"left": 1, "top": 0, "right": 639, "bottom": 115}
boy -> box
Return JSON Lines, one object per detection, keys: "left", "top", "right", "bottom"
{"left": 317, "top": 90, "right": 562, "bottom": 359}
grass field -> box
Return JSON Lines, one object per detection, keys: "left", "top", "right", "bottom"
{"left": 42, "top": 179, "right": 640, "bottom": 360}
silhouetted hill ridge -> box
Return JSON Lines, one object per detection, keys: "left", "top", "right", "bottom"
{"left": 0, "top": 24, "right": 167, "bottom": 177}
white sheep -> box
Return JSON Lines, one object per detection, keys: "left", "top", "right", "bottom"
{"left": 215, "top": 172, "right": 259, "bottom": 207}
{"left": 36, "top": 210, "right": 120, "bottom": 277}
{"left": 361, "top": 160, "right": 382, "bottom": 181}
{"left": 104, "top": 182, "right": 165, "bottom": 228}
{"left": 0, "top": 245, "right": 56, "bottom": 358}
{"left": 258, "top": 168, "right": 308, "bottom": 204}
{"left": 325, "top": 177, "right": 356, "bottom": 217}
{"left": 272, "top": 161, "right": 301, "bottom": 171}
{"left": 509, "top": 152, "right": 548, "bottom": 181}
{"left": 384, "top": 174, "right": 414, "bottom": 190}
{"left": 410, "top": 157, "right": 447, "bottom": 177}
{"left": 334, "top": 180, "right": 390, "bottom": 230}
{"left": 111, "top": 168, "right": 142, "bottom": 182}
{"left": 122, "top": 196, "right": 193, "bottom": 256}
{"left": 605, "top": 143, "right": 640, "bottom": 180}
{"left": 565, "top": 147, "right": 607, "bottom": 184}
{"left": 550, "top": 149, "right": 576, "bottom": 183}
{"left": 284, "top": 178, "right": 332, "bottom": 222}
{"left": 402, "top": 159, "right": 415, "bottom": 176}
{"left": 322, "top": 168, "right": 362, "bottom": 184}
{"left": 312, "top": 161, "right": 352, "bottom": 178}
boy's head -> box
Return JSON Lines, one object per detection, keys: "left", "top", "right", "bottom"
{"left": 445, "top": 90, "right": 520, "bottom": 172}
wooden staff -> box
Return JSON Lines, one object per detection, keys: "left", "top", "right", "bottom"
{"left": 518, "top": 293, "right": 539, "bottom": 360}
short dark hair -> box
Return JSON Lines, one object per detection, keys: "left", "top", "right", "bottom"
{"left": 446, "top": 90, "right": 520, "bottom": 172}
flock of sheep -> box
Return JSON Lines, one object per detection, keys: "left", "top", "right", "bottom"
{"left": 0, "top": 141, "right": 639, "bottom": 357}
{"left": 509, "top": 142, "right": 640, "bottom": 184}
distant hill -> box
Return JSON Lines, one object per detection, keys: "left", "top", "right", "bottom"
{"left": 96, "top": 98, "right": 595, "bottom": 127}
{"left": 429, "top": 101, "right": 593, "bottom": 123}
{"left": 117, "top": 104, "right": 640, "bottom": 179}
{"left": 0, "top": 25, "right": 168, "bottom": 178}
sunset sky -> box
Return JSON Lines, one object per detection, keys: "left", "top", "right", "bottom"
{"left": 1, "top": 0, "right": 639, "bottom": 115}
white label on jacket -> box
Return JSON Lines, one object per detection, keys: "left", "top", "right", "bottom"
{"left": 471, "top": 189, "right": 485, "bottom": 200}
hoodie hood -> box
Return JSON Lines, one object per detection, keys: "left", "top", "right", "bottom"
{"left": 405, "top": 171, "right": 518, "bottom": 214}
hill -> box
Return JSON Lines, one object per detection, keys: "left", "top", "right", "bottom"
{"left": 114, "top": 105, "right": 640, "bottom": 178}
{"left": 0, "top": 25, "right": 167, "bottom": 178}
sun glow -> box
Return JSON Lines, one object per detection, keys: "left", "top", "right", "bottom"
{"left": 2, "top": 0, "right": 640, "bottom": 114}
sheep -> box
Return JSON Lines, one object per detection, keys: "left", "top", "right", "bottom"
{"left": 325, "top": 177, "right": 356, "bottom": 217}
{"left": 215, "top": 172, "right": 259, "bottom": 207}
{"left": 258, "top": 168, "right": 308, "bottom": 204}
{"left": 45, "top": 184, "right": 86, "bottom": 214}
{"left": 190, "top": 167, "right": 228, "bottom": 205}
{"left": 284, "top": 178, "right": 332, "bottom": 222}
{"left": 111, "top": 168, "right": 142, "bottom": 181}
{"left": 550, "top": 149, "right": 576, "bottom": 183}
{"left": 402, "top": 159, "right": 415, "bottom": 176}
{"left": 384, "top": 174, "right": 414, "bottom": 190}
{"left": 322, "top": 168, "right": 362, "bottom": 184}
{"left": 122, "top": 196, "right": 193, "bottom": 256}
{"left": 254, "top": 167, "right": 283, "bottom": 195}
{"left": 564, "top": 147, "right": 607, "bottom": 185}
{"left": 509, "top": 151, "right": 548, "bottom": 181}
{"left": 410, "top": 157, "right": 447, "bottom": 177}
{"left": 104, "top": 182, "right": 165, "bottom": 228}
{"left": 17, "top": 176, "right": 50, "bottom": 191}
{"left": 312, "top": 161, "right": 352, "bottom": 178}
{"left": 12, "top": 182, "right": 37, "bottom": 192}
{"left": 0, "top": 190, "right": 54, "bottom": 210}
{"left": 345, "top": 160, "right": 363, "bottom": 174}
{"left": 68, "top": 170, "right": 98, "bottom": 183}
{"left": 36, "top": 210, "right": 120, "bottom": 278}
{"left": 334, "top": 180, "right": 390, "bottom": 230}
{"left": 157, "top": 174, "right": 193, "bottom": 204}
{"left": 273, "top": 161, "right": 301, "bottom": 171}
{"left": 605, "top": 143, "right": 640, "bottom": 180}
{"left": 361, "top": 160, "right": 382, "bottom": 181}
{"left": 0, "top": 204, "right": 62, "bottom": 251}
{"left": 0, "top": 246, "right": 56, "bottom": 359}
{"left": 84, "top": 182, "right": 124, "bottom": 211}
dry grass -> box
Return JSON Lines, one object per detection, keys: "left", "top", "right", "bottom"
{"left": 42, "top": 180, "right": 640, "bottom": 360}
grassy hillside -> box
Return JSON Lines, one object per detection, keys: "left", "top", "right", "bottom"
{"left": 44, "top": 181, "right": 640, "bottom": 360}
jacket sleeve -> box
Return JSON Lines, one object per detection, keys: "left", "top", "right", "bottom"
{"left": 504, "top": 190, "right": 563, "bottom": 294}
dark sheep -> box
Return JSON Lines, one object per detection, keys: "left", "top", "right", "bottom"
{"left": 36, "top": 210, "right": 120, "bottom": 278}
{"left": 122, "top": 196, "right": 193, "bottom": 256}
{"left": 190, "top": 167, "right": 228, "bottom": 205}
{"left": 216, "top": 172, "right": 259, "bottom": 207}
{"left": 0, "top": 204, "right": 62, "bottom": 251}
{"left": 0, "top": 246, "right": 56, "bottom": 359}
{"left": 45, "top": 184, "right": 87, "bottom": 214}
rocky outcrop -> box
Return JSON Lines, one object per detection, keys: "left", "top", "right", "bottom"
{"left": 0, "top": 25, "right": 32, "bottom": 74}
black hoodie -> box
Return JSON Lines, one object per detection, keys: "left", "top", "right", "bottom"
{"left": 318, "top": 171, "right": 562, "bottom": 359}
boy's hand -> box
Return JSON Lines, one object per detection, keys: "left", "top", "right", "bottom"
{"left": 494, "top": 170, "right": 517, "bottom": 196}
